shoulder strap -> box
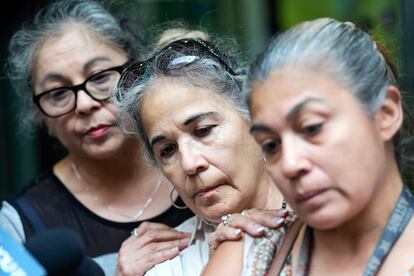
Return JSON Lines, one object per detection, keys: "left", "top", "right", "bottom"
{"left": 14, "top": 196, "right": 46, "bottom": 234}
{"left": 268, "top": 219, "right": 304, "bottom": 275}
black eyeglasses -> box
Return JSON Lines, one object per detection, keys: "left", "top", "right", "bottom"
{"left": 33, "top": 63, "right": 128, "bottom": 118}
{"left": 117, "top": 39, "right": 237, "bottom": 92}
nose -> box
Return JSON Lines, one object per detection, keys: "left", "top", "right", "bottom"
{"left": 280, "top": 136, "right": 311, "bottom": 180}
{"left": 179, "top": 140, "right": 209, "bottom": 176}
{"left": 75, "top": 90, "right": 101, "bottom": 115}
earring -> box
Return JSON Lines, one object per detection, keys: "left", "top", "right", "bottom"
{"left": 263, "top": 156, "right": 267, "bottom": 163}
{"left": 170, "top": 188, "right": 188, "bottom": 209}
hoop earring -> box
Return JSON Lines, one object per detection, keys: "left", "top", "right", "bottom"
{"left": 170, "top": 188, "right": 188, "bottom": 209}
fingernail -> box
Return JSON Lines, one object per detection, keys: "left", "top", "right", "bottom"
{"left": 273, "top": 218, "right": 285, "bottom": 226}
{"left": 180, "top": 237, "right": 191, "bottom": 246}
{"left": 234, "top": 229, "right": 242, "bottom": 236}
{"left": 170, "top": 247, "right": 179, "bottom": 253}
{"left": 255, "top": 225, "right": 265, "bottom": 233}
{"left": 279, "top": 209, "right": 289, "bottom": 216}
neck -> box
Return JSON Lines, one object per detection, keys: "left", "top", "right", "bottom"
{"left": 255, "top": 166, "right": 284, "bottom": 210}
{"left": 67, "top": 139, "right": 155, "bottom": 189}
{"left": 312, "top": 159, "right": 404, "bottom": 259}
{"left": 55, "top": 139, "right": 170, "bottom": 221}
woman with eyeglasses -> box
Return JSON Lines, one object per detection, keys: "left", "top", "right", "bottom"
{"left": 0, "top": 1, "right": 194, "bottom": 274}
{"left": 204, "top": 18, "right": 414, "bottom": 275}
{"left": 112, "top": 28, "right": 292, "bottom": 275}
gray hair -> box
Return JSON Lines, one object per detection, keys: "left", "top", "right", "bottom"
{"left": 6, "top": 0, "right": 138, "bottom": 132}
{"left": 246, "top": 18, "right": 397, "bottom": 115}
{"left": 112, "top": 38, "right": 247, "bottom": 166}
{"left": 246, "top": 18, "right": 414, "bottom": 174}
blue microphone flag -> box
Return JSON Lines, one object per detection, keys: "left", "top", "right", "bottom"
{"left": 0, "top": 228, "right": 46, "bottom": 276}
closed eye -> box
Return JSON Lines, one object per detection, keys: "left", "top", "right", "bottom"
{"left": 193, "top": 125, "right": 216, "bottom": 138}
{"left": 302, "top": 123, "right": 323, "bottom": 136}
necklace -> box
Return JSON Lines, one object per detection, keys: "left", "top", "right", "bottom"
{"left": 71, "top": 162, "right": 162, "bottom": 221}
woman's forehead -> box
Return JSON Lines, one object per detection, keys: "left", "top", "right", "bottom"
{"left": 250, "top": 68, "right": 357, "bottom": 120}
{"left": 141, "top": 79, "right": 229, "bottom": 127}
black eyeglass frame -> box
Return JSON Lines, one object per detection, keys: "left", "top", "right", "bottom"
{"left": 117, "top": 38, "right": 238, "bottom": 91}
{"left": 33, "top": 63, "right": 128, "bottom": 118}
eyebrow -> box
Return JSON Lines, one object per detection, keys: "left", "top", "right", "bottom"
{"left": 150, "top": 112, "right": 218, "bottom": 148}
{"left": 250, "top": 124, "right": 272, "bottom": 135}
{"left": 39, "top": 56, "right": 113, "bottom": 88}
{"left": 183, "top": 111, "right": 218, "bottom": 126}
{"left": 150, "top": 135, "right": 167, "bottom": 148}
{"left": 250, "top": 97, "right": 323, "bottom": 134}
{"left": 286, "top": 97, "right": 323, "bottom": 121}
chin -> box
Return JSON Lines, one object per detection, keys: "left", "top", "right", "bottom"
{"left": 198, "top": 203, "right": 237, "bottom": 224}
{"left": 300, "top": 209, "right": 348, "bottom": 230}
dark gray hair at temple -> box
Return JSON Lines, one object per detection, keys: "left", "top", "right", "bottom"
{"left": 112, "top": 38, "right": 247, "bottom": 166}
{"left": 6, "top": 0, "right": 137, "bottom": 132}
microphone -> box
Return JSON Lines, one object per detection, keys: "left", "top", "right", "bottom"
{"left": 25, "top": 228, "right": 104, "bottom": 276}
{"left": 73, "top": 256, "right": 104, "bottom": 276}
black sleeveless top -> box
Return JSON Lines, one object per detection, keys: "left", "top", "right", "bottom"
{"left": 5, "top": 169, "right": 194, "bottom": 257}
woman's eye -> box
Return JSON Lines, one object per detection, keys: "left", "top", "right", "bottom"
{"left": 159, "top": 144, "right": 176, "bottom": 158}
{"left": 47, "top": 88, "right": 71, "bottom": 102}
{"left": 261, "top": 139, "right": 280, "bottom": 154}
{"left": 302, "top": 123, "right": 323, "bottom": 136}
{"left": 89, "top": 71, "right": 112, "bottom": 85}
{"left": 194, "top": 125, "right": 215, "bottom": 138}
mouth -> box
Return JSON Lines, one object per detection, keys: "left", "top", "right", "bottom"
{"left": 295, "top": 188, "right": 329, "bottom": 205}
{"left": 192, "top": 182, "right": 226, "bottom": 199}
{"left": 85, "top": 124, "right": 114, "bottom": 138}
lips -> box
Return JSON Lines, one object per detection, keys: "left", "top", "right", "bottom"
{"left": 295, "top": 188, "right": 329, "bottom": 205}
{"left": 192, "top": 182, "right": 225, "bottom": 198}
{"left": 85, "top": 124, "right": 113, "bottom": 138}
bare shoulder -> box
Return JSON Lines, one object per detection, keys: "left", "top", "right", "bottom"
{"left": 202, "top": 240, "right": 244, "bottom": 276}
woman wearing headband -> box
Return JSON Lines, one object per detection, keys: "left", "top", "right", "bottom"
{"left": 206, "top": 17, "right": 414, "bottom": 275}
{"left": 112, "top": 30, "right": 290, "bottom": 275}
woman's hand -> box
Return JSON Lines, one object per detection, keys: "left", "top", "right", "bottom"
{"left": 208, "top": 208, "right": 288, "bottom": 250}
{"left": 116, "top": 222, "right": 191, "bottom": 276}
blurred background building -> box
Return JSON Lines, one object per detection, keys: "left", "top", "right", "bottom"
{"left": 0, "top": 0, "right": 412, "bottom": 198}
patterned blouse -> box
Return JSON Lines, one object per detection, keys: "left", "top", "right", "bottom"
{"left": 242, "top": 213, "right": 298, "bottom": 275}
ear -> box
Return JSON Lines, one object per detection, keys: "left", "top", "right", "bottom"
{"left": 375, "top": 85, "right": 403, "bottom": 142}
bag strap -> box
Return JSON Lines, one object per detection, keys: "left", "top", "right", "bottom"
{"left": 268, "top": 219, "right": 304, "bottom": 275}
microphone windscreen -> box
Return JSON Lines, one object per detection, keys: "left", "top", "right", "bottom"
{"left": 73, "top": 256, "right": 105, "bottom": 276}
{"left": 25, "top": 228, "right": 85, "bottom": 276}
